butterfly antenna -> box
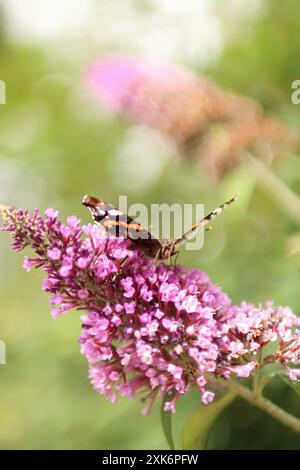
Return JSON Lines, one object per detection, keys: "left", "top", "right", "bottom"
{"left": 202, "top": 194, "right": 238, "bottom": 226}
{"left": 173, "top": 194, "right": 238, "bottom": 250}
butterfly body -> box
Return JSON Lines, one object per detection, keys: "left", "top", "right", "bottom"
{"left": 82, "top": 194, "right": 237, "bottom": 260}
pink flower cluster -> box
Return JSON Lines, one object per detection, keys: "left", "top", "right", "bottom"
{"left": 2, "top": 206, "right": 300, "bottom": 413}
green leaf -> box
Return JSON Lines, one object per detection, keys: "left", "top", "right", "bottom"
{"left": 279, "top": 373, "right": 300, "bottom": 396}
{"left": 161, "top": 391, "right": 176, "bottom": 450}
{"left": 181, "top": 391, "right": 236, "bottom": 450}
{"left": 259, "top": 362, "right": 284, "bottom": 378}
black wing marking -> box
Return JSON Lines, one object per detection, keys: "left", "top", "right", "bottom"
{"left": 82, "top": 195, "right": 162, "bottom": 258}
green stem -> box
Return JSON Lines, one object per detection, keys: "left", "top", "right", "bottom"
{"left": 161, "top": 392, "right": 176, "bottom": 450}
{"left": 247, "top": 154, "right": 300, "bottom": 226}
{"left": 213, "top": 377, "right": 300, "bottom": 434}
{"left": 252, "top": 372, "right": 260, "bottom": 396}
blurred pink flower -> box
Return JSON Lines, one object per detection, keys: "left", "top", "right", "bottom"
{"left": 87, "top": 55, "right": 298, "bottom": 178}
{"left": 87, "top": 55, "right": 224, "bottom": 145}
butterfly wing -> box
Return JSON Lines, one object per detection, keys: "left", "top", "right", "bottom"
{"left": 82, "top": 195, "right": 162, "bottom": 258}
{"left": 172, "top": 194, "right": 238, "bottom": 251}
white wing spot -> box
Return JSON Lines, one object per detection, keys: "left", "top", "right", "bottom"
{"left": 108, "top": 209, "right": 123, "bottom": 216}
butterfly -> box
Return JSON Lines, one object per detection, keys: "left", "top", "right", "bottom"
{"left": 82, "top": 194, "right": 237, "bottom": 261}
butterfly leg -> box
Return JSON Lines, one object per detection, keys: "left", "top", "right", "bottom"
{"left": 111, "top": 255, "right": 130, "bottom": 282}
{"left": 154, "top": 248, "right": 161, "bottom": 263}
{"left": 173, "top": 251, "right": 180, "bottom": 266}
{"left": 120, "top": 255, "right": 129, "bottom": 269}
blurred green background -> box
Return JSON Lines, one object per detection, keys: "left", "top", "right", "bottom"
{"left": 1, "top": 0, "right": 300, "bottom": 449}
